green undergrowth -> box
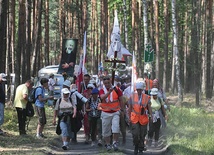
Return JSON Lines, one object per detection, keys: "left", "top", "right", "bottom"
{"left": 165, "top": 105, "right": 214, "bottom": 155}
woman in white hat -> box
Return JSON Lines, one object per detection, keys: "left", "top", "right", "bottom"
{"left": 147, "top": 88, "right": 167, "bottom": 147}
{"left": 53, "top": 88, "right": 77, "bottom": 150}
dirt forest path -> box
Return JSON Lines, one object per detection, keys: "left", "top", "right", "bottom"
{"left": 0, "top": 129, "right": 168, "bottom": 155}
{"left": 0, "top": 95, "right": 183, "bottom": 155}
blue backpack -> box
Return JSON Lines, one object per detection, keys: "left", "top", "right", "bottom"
{"left": 28, "top": 86, "right": 42, "bottom": 103}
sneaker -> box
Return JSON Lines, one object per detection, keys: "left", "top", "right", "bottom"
{"left": 36, "top": 134, "right": 42, "bottom": 139}
{"left": 40, "top": 133, "right": 47, "bottom": 139}
{"left": 91, "top": 141, "right": 96, "bottom": 147}
{"left": 112, "top": 141, "right": 119, "bottom": 151}
{"left": 105, "top": 144, "right": 112, "bottom": 151}
{"left": 139, "top": 146, "right": 147, "bottom": 152}
{"left": 62, "top": 145, "right": 68, "bottom": 150}
{"left": 97, "top": 139, "right": 102, "bottom": 147}
{"left": 0, "top": 129, "right": 4, "bottom": 135}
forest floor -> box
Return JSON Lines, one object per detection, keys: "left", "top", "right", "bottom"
{"left": 0, "top": 93, "right": 213, "bottom": 155}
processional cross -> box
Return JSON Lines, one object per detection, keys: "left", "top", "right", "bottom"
{"left": 105, "top": 10, "right": 131, "bottom": 85}
{"left": 105, "top": 41, "right": 126, "bottom": 85}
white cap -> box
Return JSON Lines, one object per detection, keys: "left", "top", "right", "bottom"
{"left": 136, "top": 82, "right": 144, "bottom": 90}
{"left": 150, "top": 88, "right": 158, "bottom": 95}
{"left": 63, "top": 80, "right": 71, "bottom": 88}
{"left": 0, "top": 73, "right": 6, "bottom": 81}
{"left": 87, "top": 83, "right": 95, "bottom": 89}
{"left": 61, "top": 88, "right": 70, "bottom": 94}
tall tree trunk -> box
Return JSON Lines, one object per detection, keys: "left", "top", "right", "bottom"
{"left": 154, "top": 0, "right": 160, "bottom": 80}
{"left": 206, "top": 0, "right": 213, "bottom": 99}
{"left": 104, "top": 0, "right": 108, "bottom": 55}
{"left": 44, "top": 0, "right": 49, "bottom": 66}
{"left": 191, "top": 0, "right": 200, "bottom": 106}
{"left": 183, "top": 10, "right": 190, "bottom": 94}
{"left": 25, "top": 0, "right": 31, "bottom": 79}
{"left": 132, "top": 0, "right": 137, "bottom": 72}
{"left": 123, "top": 0, "right": 128, "bottom": 49}
{"left": 0, "top": 0, "right": 7, "bottom": 73}
{"left": 171, "top": 0, "right": 183, "bottom": 103}
{"left": 31, "top": 0, "right": 42, "bottom": 76}
{"left": 100, "top": 0, "right": 105, "bottom": 61}
{"left": 11, "top": 0, "right": 15, "bottom": 74}
{"left": 201, "top": 0, "right": 206, "bottom": 94}
{"left": 163, "top": 0, "right": 169, "bottom": 92}
{"left": 16, "top": 0, "right": 26, "bottom": 86}
{"left": 137, "top": 1, "right": 142, "bottom": 77}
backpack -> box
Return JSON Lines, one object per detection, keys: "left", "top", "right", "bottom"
{"left": 28, "top": 86, "right": 42, "bottom": 104}
{"left": 26, "top": 102, "right": 35, "bottom": 117}
{"left": 26, "top": 101, "right": 35, "bottom": 130}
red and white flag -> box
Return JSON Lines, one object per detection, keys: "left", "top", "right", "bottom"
{"left": 76, "top": 31, "right": 87, "bottom": 92}
{"left": 131, "top": 51, "right": 137, "bottom": 93}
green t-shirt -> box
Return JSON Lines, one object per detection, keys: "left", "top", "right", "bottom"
{"left": 14, "top": 84, "right": 28, "bottom": 109}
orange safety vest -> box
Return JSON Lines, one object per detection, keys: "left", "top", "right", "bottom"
{"left": 130, "top": 93, "right": 150, "bottom": 125}
{"left": 145, "top": 79, "right": 153, "bottom": 91}
{"left": 99, "top": 90, "right": 120, "bottom": 112}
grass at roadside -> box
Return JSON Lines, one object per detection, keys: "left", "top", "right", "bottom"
{"left": 165, "top": 101, "right": 214, "bottom": 154}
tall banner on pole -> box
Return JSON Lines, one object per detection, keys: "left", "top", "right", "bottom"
{"left": 76, "top": 32, "right": 87, "bottom": 92}
{"left": 131, "top": 51, "right": 137, "bottom": 93}
{"left": 58, "top": 39, "right": 78, "bottom": 77}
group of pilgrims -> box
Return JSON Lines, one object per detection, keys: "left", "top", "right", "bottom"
{"left": 51, "top": 72, "right": 169, "bottom": 155}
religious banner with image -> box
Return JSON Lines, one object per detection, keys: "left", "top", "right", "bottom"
{"left": 58, "top": 39, "right": 78, "bottom": 77}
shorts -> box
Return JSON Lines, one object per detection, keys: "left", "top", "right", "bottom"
{"left": 101, "top": 111, "right": 120, "bottom": 137}
{"left": 60, "top": 121, "right": 72, "bottom": 138}
{"left": 35, "top": 106, "right": 46, "bottom": 125}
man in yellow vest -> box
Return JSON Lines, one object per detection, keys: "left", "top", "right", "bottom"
{"left": 128, "top": 81, "right": 152, "bottom": 155}
{"left": 98, "top": 76, "right": 124, "bottom": 151}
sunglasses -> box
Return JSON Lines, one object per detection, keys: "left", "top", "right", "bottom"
{"left": 103, "top": 77, "right": 110, "bottom": 81}
{"left": 87, "top": 87, "right": 93, "bottom": 89}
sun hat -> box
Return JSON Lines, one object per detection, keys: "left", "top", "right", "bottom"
{"left": 91, "top": 88, "right": 99, "bottom": 94}
{"left": 87, "top": 83, "right": 95, "bottom": 89}
{"left": 63, "top": 80, "right": 71, "bottom": 88}
{"left": 0, "top": 73, "right": 7, "bottom": 81}
{"left": 150, "top": 88, "right": 158, "bottom": 95}
{"left": 61, "top": 88, "right": 70, "bottom": 94}
{"left": 136, "top": 82, "right": 145, "bottom": 90}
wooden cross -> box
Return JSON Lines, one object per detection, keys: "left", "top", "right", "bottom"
{"left": 105, "top": 50, "right": 126, "bottom": 85}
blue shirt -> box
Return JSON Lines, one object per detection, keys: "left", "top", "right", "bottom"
{"left": 35, "top": 86, "right": 45, "bottom": 108}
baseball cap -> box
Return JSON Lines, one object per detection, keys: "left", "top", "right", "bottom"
{"left": 91, "top": 88, "right": 99, "bottom": 94}
{"left": 87, "top": 83, "right": 95, "bottom": 89}
{"left": 61, "top": 88, "right": 70, "bottom": 94}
